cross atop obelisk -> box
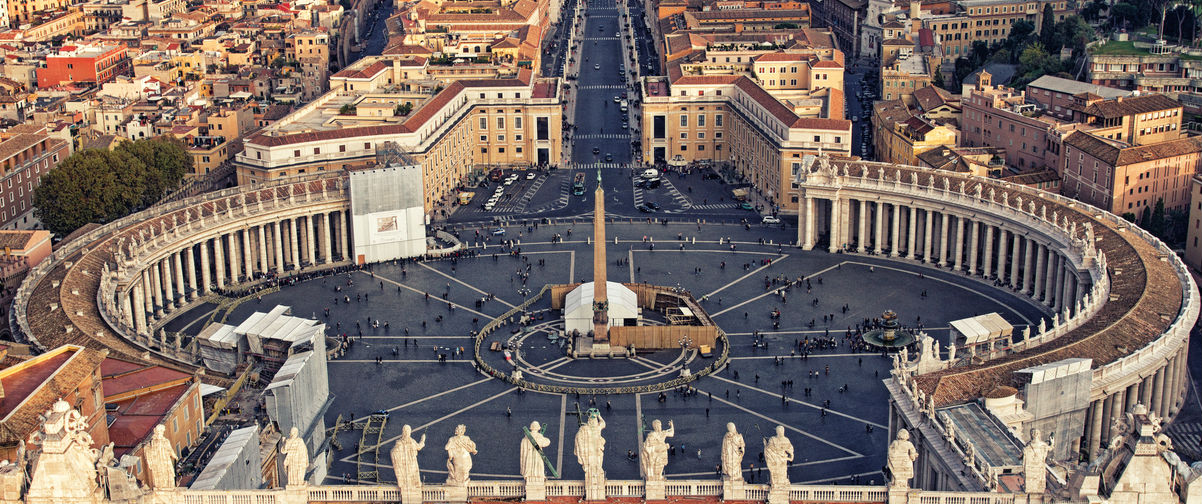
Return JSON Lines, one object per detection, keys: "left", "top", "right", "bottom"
{"left": 592, "top": 168, "right": 609, "bottom": 342}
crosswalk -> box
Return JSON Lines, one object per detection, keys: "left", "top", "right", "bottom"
{"left": 562, "top": 162, "right": 631, "bottom": 169}
{"left": 577, "top": 85, "right": 627, "bottom": 90}
{"left": 691, "top": 202, "right": 740, "bottom": 210}
{"left": 582, "top": 36, "right": 620, "bottom": 41}
{"left": 1166, "top": 421, "right": 1200, "bottom": 460}
{"left": 527, "top": 179, "right": 573, "bottom": 213}
{"left": 573, "top": 133, "right": 631, "bottom": 140}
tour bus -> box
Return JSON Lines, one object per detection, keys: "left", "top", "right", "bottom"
{"left": 572, "top": 173, "right": 587, "bottom": 195}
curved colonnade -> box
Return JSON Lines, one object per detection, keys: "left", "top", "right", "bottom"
{"left": 10, "top": 161, "right": 1197, "bottom": 462}
{"left": 794, "top": 159, "right": 1197, "bottom": 461}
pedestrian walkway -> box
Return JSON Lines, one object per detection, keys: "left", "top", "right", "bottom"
{"left": 577, "top": 85, "right": 627, "bottom": 90}
{"left": 562, "top": 162, "right": 631, "bottom": 170}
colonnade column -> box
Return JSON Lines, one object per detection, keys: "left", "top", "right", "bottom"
{"left": 200, "top": 240, "right": 211, "bottom": 294}
{"left": 1100, "top": 394, "right": 1115, "bottom": 448}
{"left": 1087, "top": 399, "right": 1103, "bottom": 460}
{"left": 1010, "top": 233, "right": 1021, "bottom": 289}
{"left": 1034, "top": 244, "right": 1047, "bottom": 299}
{"left": 938, "top": 212, "right": 950, "bottom": 266}
{"left": 829, "top": 197, "right": 842, "bottom": 253}
{"left": 132, "top": 281, "right": 147, "bottom": 334}
{"left": 172, "top": 251, "right": 185, "bottom": 304}
{"left": 243, "top": 228, "right": 254, "bottom": 278}
{"left": 273, "top": 221, "right": 285, "bottom": 272}
{"left": 1044, "top": 252, "right": 1059, "bottom": 306}
{"left": 257, "top": 225, "right": 269, "bottom": 274}
{"left": 890, "top": 204, "right": 901, "bottom": 257}
{"left": 1023, "top": 238, "right": 1035, "bottom": 295}
{"left": 149, "top": 264, "right": 163, "bottom": 317}
{"left": 922, "top": 210, "right": 933, "bottom": 263}
{"left": 289, "top": 218, "right": 301, "bottom": 268}
{"left": 320, "top": 213, "right": 333, "bottom": 263}
{"left": 1152, "top": 367, "right": 1167, "bottom": 418}
{"left": 161, "top": 259, "right": 175, "bottom": 310}
{"left": 227, "top": 233, "right": 241, "bottom": 284}
{"left": 983, "top": 225, "right": 995, "bottom": 278}
{"left": 874, "top": 202, "right": 884, "bottom": 254}
{"left": 214, "top": 235, "right": 226, "bottom": 289}
{"left": 996, "top": 229, "right": 1008, "bottom": 283}
{"left": 339, "top": 212, "right": 350, "bottom": 262}
{"left": 968, "top": 220, "right": 980, "bottom": 275}
{"left": 802, "top": 197, "right": 815, "bottom": 249}
{"left": 120, "top": 288, "right": 134, "bottom": 328}
{"left": 306, "top": 216, "right": 318, "bottom": 265}
{"left": 1139, "top": 375, "right": 1154, "bottom": 411}
{"left": 186, "top": 245, "right": 197, "bottom": 300}
{"left": 906, "top": 206, "right": 917, "bottom": 257}
{"left": 954, "top": 217, "right": 965, "bottom": 271}
{"left": 858, "top": 200, "right": 868, "bottom": 253}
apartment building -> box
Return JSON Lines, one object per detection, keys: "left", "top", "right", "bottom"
{"left": 961, "top": 72, "right": 1060, "bottom": 172}
{"left": 1061, "top": 131, "right": 1202, "bottom": 215}
{"left": 1069, "top": 93, "right": 1183, "bottom": 147}
{"left": 236, "top": 63, "right": 562, "bottom": 215}
{"left": 640, "top": 75, "right": 852, "bottom": 211}
{"left": 1023, "top": 75, "right": 1130, "bottom": 121}
{"left": 0, "top": 130, "right": 68, "bottom": 229}
{"left": 36, "top": 44, "right": 131, "bottom": 88}
{"left": 1184, "top": 174, "right": 1202, "bottom": 271}
{"left": 871, "top": 99, "right": 958, "bottom": 166}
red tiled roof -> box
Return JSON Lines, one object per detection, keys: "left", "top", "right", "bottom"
{"left": 248, "top": 123, "right": 413, "bottom": 148}
{"left": 674, "top": 75, "right": 741, "bottom": 85}
{"left": 402, "top": 80, "right": 465, "bottom": 130}
{"left": 755, "top": 52, "right": 808, "bottom": 62}
{"left": 332, "top": 60, "right": 389, "bottom": 80}
{"left": 812, "top": 60, "right": 842, "bottom": 68}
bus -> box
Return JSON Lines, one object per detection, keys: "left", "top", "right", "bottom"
{"left": 572, "top": 173, "right": 586, "bottom": 195}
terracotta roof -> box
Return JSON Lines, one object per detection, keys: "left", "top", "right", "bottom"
{"left": 1064, "top": 131, "right": 1202, "bottom": 166}
{"left": 531, "top": 80, "right": 557, "bottom": 99}
{"left": 1080, "top": 94, "right": 1182, "bottom": 119}
{"left": 108, "top": 383, "right": 189, "bottom": 457}
{"left": 913, "top": 85, "right": 953, "bottom": 112}
{"left": 331, "top": 60, "right": 389, "bottom": 80}
{"left": 873, "top": 99, "right": 913, "bottom": 126}
{"left": 755, "top": 52, "right": 808, "bottom": 62}
{"left": 691, "top": 8, "right": 810, "bottom": 21}
{"left": 402, "top": 80, "right": 465, "bottom": 130}
{"left": 0, "top": 230, "right": 37, "bottom": 251}
{"left": 248, "top": 123, "right": 412, "bottom": 148}
{"left": 812, "top": 60, "right": 843, "bottom": 68}
{"left": 1000, "top": 169, "right": 1060, "bottom": 185}
{"left": 382, "top": 43, "right": 433, "bottom": 55}
{"left": 673, "top": 75, "right": 741, "bottom": 85}
{"left": 0, "top": 346, "right": 107, "bottom": 447}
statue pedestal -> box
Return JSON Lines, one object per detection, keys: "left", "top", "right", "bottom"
{"left": 445, "top": 484, "right": 468, "bottom": 503}
{"left": 583, "top": 475, "right": 606, "bottom": 501}
{"left": 886, "top": 486, "right": 909, "bottom": 504}
{"left": 400, "top": 485, "right": 423, "bottom": 504}
{"left": 524, "top": 477, "right": 546, "bottom": 501}
{"left": 767, "top": 485, "right": 790, "bottom": 504}
{"left": 722, "top": 479, "right": 745, "bottom": 500}
{"left": 645, "top": 479, "right": 665, "bottom": 500}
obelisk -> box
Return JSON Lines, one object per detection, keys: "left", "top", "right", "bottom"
{"left": 592, "top": 169, "right": 609, "bottom": 342}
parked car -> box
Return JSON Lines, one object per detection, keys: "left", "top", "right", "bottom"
{"left": 762, "top": 215, "right": 781, "bottom": 224}
{"left": 492, "top": 228, "right": 507, "bottom": 235}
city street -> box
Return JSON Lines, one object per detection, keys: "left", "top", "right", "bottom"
{"left": 569, "top": 0, "right": 635, "bottom": 165}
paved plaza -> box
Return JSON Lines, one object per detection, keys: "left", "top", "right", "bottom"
{"left": 166, "top": 220, "right": 1051, "bottom": 486}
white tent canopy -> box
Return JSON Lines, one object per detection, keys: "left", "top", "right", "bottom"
{"left": 564, "top": 281, "right": 639, "bottom": 335}
{"left": 949, "top": 312, "right": 1013, "bottom": 346}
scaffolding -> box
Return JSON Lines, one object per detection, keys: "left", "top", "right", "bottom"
{"left": 355, "top": 413, "right": 388, "bottom": 483}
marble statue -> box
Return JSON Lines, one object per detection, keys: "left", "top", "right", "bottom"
{"left": 763, "top": 425, "right": 794, "bottom": 488}
{"left": 910, "top": 172, "right": 918, "bottom": 185}
{"left": 942, "top": 177, "right": 950, "bottom": 191}
{"left": 640, "top": 419, "right": 674, "bottom": 481}
{"left": 721, "top": 422, "right": 746, "bottom": 482}
{"left": 940, "top": 413, "right": 956, "bottom": 444}
{"left": 1023, "top": 429, "right": 1052, "bottom": 493}
{"left": 520, "top": 421, "right": 551, "bottom": 481}
{"left": 282, "top": 427, "right": 308, "bottom": 487}
{"left": 145, "top": 424, "right": 178, "bottom": 489}
{"left": 948, "top": 342, "right": 957, "bottom": 362}
{"left": 392, "top": 425, "right": 426, "bottom": 487}
{"left": 25, "top": 400, "right": 100, "bottom": 501}
{"left": 1038, "top": 318, "right": 1046, "bottom": 334}
{"left": 445, "top": 424, "right": 477, "bottom": 486}
{"left": 574, "top": 412, "right": 606, "bottom": 483}
{"left": 973, "top": 184, "right": 982, "bottom": 199}
{"left": 887, "top": 429, "right": 919, "bottom": 489}
{"left": 1001, "top": 191, "right": 1008, "bottom": 207}
{"left": 1022, "top": 326, "right": 1031, "bottom": 341}
{"left": 965, "top": 443, "right": 977, "bottom": 468}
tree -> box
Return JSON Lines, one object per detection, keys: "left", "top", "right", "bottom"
{"left": 339, "top": 103, "right": 356, "bottom": 115}
{"left": 1040, "top": 3, "right": 1056, "bottom": 48}
{"left": 932, "top": 69, "right": 946, "bottom": 89}
{"left": 33, "top": 138, "right": 189, "bottom": 237}
{"left": 773, "top": 22, "right": 798, "bottom": 29}
{"left": 1016, "top": 42, "right": 1061, "bottom": 85}
{"left": 1148, "top": 198, "right": 1168, "bottom": 237}
{"left": 1110, "top": 2, "right": 1140, "bottom": 29}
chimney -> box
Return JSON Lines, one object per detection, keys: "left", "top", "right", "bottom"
{"left": 910, "top": 0, "right": 921, "bottom": 20}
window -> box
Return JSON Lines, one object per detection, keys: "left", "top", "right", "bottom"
{"left": 680, "top": 145, "right": 688, "bottom": 151}
{"left": 716, "top": 115, "right": 723, "bottom": 127}
{"left": 481, "top": 147, "right": 488, "bottom": 153}
{"left": 814, "top": 135, "right": 821, "bottom": 142}
{"left": 497, "top": 117, "right": 505, "bottom": 129}
{"left": 365, "top": 143, "right": 371, "bottom": 150}
{"left": 680, "top": 132, "right": 688, "bottom": 139}
{"left": 313, "top": 147, "right": 320, "bottom": 155}
{"left": 515, "top": 117, "right": 522, "bottom": 129}
{"left": 498, "top": 147, "right": 505, "bottom": 153}
{"left": 680, "top": 115, "right": 688, "bottom": 127}
{"left": 480, "top": 117, "right": 488, "bottom": 129}
{"left": 516, "top": 147, "right": 522, "bottom": 153}
{"left": 480, "top": 135, "right": 488, "bottom": 142}
{"left": 339, "top": 145, "right": 346, "bottom": 152}
{"left": 294, "top": 150, "right": 300, "bottom": 157}
{"left": 172, "top": 418, "right": 178, "bottom": 433}
{"left": 698, "top": 114, "right": 706, "bottom": 127}
{"left": 498, "top": 135, "right": 505, "bottom": 142}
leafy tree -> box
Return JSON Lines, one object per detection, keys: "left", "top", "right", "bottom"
{"left": 932, "top": 69, "right": 946, "bottom": 89}
{"left": 339, "top": 103, "right": 356, "bottom": 115}
{"left": 1121, "top": 212, "right": 1137, "bottom": 223}
{"left": 1110, "top": 2, "right": 1140, "bottom": 29}
{"left": 1040, "top": 3, "right": 1056, "bottom": 48}
{"left": 1081, "top": 0, "right": 1107, "bottom": 21}
{"left": 1139, "top": 205, "right": 1152, "bottom": 227}
{"left": 1016, "top": 42, "right": 1061, "bottom": 85}
{"left": 1149, "top": 198, "right": 1167, "bottom": 237}
{"left": 34, "top": 138, "right": 189, "bottom": 237}
{"left": 773, "top": 23, "right": 798, "bottom": 29}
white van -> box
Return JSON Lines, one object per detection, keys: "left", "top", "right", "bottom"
{"left": 641, "top": 168, "right": 660, "bottom": 180}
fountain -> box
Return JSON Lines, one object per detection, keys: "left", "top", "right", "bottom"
{"left": 862, "top": 310, "right": 916, "bottom": 351}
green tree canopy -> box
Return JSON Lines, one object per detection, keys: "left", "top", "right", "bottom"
{"left": 34, "top": 138, "right": 190, "bottom": 236}
{"left": 1040, "top": 4, "right": 1056, "bottom": 48}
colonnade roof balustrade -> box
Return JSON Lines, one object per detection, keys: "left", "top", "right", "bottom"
{"left": 793, "top": 159, "right": 1194, "bottom": 407}
{"left": 11, "top": 173, "right": 350, "bottom": 380}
